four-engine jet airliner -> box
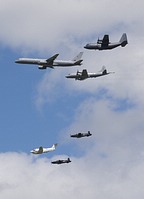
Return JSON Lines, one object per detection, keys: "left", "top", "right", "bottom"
{"left": 70, "top": 131, "right": 92, "bottom": 138}
{"left": 84, "top": 33, "right": 128, "bottom": 50}
{"left": 15, "top": 52, "right": 83, "bottom": 69}
{"left": 66, "top": 66, "right": 114, "bottom": 80}
{"left": 51, "top": 158, "right": 71, "bottom": 164}
{"left": 30, "top": 144, "right": 58, "bottom": 154}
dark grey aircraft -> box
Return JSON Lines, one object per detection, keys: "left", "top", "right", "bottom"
{"left": 51, "top": 158, "right": 71, "bottom": 164}
{"left": 84, "top": 33, "right": 128, "bottom": 50}
{"left": 66, "top": 66, "right": 114, "bottom": 80}
{"left": 70, "top": 131, "right": 92, "bottom": 138}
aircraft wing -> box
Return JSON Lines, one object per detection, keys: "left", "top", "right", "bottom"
{"left": 82, "top": 69, "right": 88, "bottom": 78}
{"left": 46, "top": 54, "right": 59, "bottom": 65}
{"left": 102, "top": 35, "right": 109, "bottom": 46}
{"left": 39, "top": 146, "right": 43, "bottom": 153}
{"left": 77, "top": 133, "right": 83, "bottom": 138}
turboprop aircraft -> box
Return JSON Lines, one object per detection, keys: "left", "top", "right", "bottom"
{"left": 51, "top": 158, "right": 71, "bottom": 164}
{"left": 84, "top": 33, "right": 128, "bottom": 50}
{"left": 30, "top": 144, "right": 58, "bottom": 154}
{"left": 66, "top": 66, "right": 114, "bottom": 80}
{"left": 15, "top": 52, "right": 83, "bottom": 69}
{"left": 70, "top": 131, "right": 92, "bottom": 138}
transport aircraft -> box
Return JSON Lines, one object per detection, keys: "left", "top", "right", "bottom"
{"left": 15, "top": 52, "right": 83, "bottom": 69}
{"left": 84, "top": 33, "right": 128, "bottom": 50}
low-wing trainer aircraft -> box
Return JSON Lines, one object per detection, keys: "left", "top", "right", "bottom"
{"left": 84, "top": 33, "right": 128, "bottom": 50}
{"left": 30, "top": 144, "right": 58, "bottom": 154}
{"left": 15, "top": 52, "right": 83, "bottom": 69}
{"left": 70, "top": 131, "right": 92, "bottom": 138}
{"left": 51, "top": 158, "right": 71, "bottom": 164}
{"left": 66, "top": 66, "right": 114, "bottom": 80}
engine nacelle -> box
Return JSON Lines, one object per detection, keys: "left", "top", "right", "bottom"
{"left": 38, "top": 65, "right": 46, "bottom": 69}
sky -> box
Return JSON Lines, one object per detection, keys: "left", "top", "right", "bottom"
{"left": 1, "top": 0, "right": 144, "bottom": 198}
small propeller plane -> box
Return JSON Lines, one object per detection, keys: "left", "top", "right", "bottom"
{"left": 66, "top": 66, "right": 114, "bottom": 80}
{"left": 15, "top": 52, "right": 83, "bottom": 69}
{"left": 70, "top": 131, "right": 92, "bottom": 138}
{"left": 30, "top": 144, "right": 58, "bottom": 154}
{"left": 84, "top": 33, "right": 128, "bottom": 50}
{"left": 51, "top": 158, "right": 71, "bottom": 164}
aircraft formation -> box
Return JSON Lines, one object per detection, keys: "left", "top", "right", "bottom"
{"left": 15, "top": 33, "right": 128, "bottom": 164}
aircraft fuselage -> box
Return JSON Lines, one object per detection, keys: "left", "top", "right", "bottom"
{"left": 66, "top": 72, "right": 109, "bottom": 80}
{"left": 84, "top": 42, "right": 122, "bottom": 50}
{"left": 51, "top": 159, "right": 71, "bottom": 164}
{"left": 15, "top": 58, "right": 82, "bottom": 66}
{"left": 70, "top": 132, "right": 92, "bottom": 138}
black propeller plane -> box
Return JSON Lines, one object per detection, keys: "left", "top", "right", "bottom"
{"left": 70, "top": 131, "right": 92, "bottom": 138}
{"left": 51, "top": 158, "right": 71, "bottom": 164}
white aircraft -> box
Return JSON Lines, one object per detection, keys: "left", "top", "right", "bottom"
{"left": 66, "top": 66, "right": 114, "bottom": 80}
{"left": 15, "top": 52, "right": 83, "bottom": 69}
{"left": 30, "top": 144, "right": 58, "bottom": 154}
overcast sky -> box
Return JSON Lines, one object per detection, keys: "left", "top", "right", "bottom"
{"left": 0, "top": 0, "right": 144, "bottom": 198}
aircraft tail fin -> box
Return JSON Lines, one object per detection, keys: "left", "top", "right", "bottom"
{"left": 52, "top": 143, "right": 58, "bottom": 149}
{"left": 88, "top": 131, "right": 92, "bottom": 136}
{"left": 99, "top": 66, "right": 107, "bottom": 75}
{"left": 72, "top": 52, "right": 83, "bottom": 62}
{"left": 119, "top": 33, "right": 128, "bottom": 47}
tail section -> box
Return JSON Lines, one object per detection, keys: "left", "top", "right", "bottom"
{"left": 119, "top": 33, "right": 128, "bottom": 47}
{"left": 87, "top": 131, "right": 92, "bottom": 136}
{"left": 100, "top": 66, "right": 107, "bottom": 75}
{"left": 52, "top": 143, "right": 58, "bottom": 149}
{"left": 72, "top": 52, "right": 83, "bottom": 63}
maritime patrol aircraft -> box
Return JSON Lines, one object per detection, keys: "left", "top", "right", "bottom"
{"left": 70, "top": 131, "right": 92, "bottom": 138}
{"left": 84, "top": 33, "right": 128, "bottom": 50}
{"left": 51, "top": 158, "right": 71, "bottom": 164}
{"left": 66, "top": 66, "right": 114, "bottom": 80}
{"left": 30, "top": 144, "right": 58, "bottom": 154}
{"left": 15, "top": 52, "right": 83, "bottom": 69}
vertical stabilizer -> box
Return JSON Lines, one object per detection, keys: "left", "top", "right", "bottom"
{"left": 72, "top": 52, "right": 83, "bottom": 61}
{"left": 119, "top": 33, "right": 128, "bottom": 47}
{"left": 52, "top": 143, "right": 58, "bottom": 149}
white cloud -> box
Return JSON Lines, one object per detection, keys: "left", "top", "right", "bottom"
{"left": 0, "top": 0, "right": 144, "bottom": 53}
